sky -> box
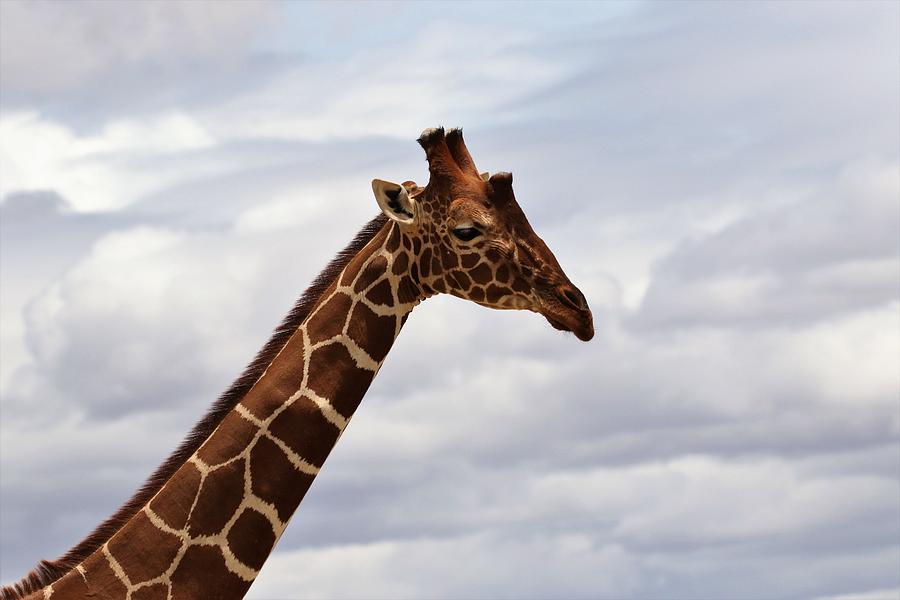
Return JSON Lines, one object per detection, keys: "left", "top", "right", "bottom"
{"left": 0, "top": 1, "right": 898, "bottom": 599}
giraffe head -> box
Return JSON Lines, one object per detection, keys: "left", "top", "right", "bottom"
{"left": 372, "top": 127, "right": 594, "bottom": 341}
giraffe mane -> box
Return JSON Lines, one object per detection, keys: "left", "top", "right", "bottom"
{"left": 1, "top": 213, "right": 390, "bottom": 600}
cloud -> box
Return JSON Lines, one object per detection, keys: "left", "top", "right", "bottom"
{"left": 253, "top": 532, "right": 643, "bottom": 600}
{"left": 251, "top": 455, "right": 898, "bottom": 599}
{"left": 1, "top": 2, "right": 898, "bottom": 598}
{"left": 0, "top": 192, "right": 123, "bottom": 387}
{"left": 0, "top": 190, "right": 69, "bottom": 221}
{"left": 199, "top": 22, "right": 578, "bottom": 143}
{"left": 633, "top": 157, "right": 900, "bottom": 330}
{"left": 0, "top": 0, "right": 275, "bottom": 103}
{"left": 0, "top": 111, "right": 219, "bottom": 212}
{"left": 5, "top": 190, "right": 378, "bottom": 421}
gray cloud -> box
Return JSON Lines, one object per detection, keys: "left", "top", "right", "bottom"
{"left": 0, "top": 0, "right": 277, "bottom": 126}
{"left": 0, "top": 190, "right": 69, "bottom": 221}
{"left": 633, "top": 158, "right": 899, "bottom": 330}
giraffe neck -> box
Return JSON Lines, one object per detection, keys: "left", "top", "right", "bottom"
{"left": 39, "top": 222, "right": 422, "bottom": 600}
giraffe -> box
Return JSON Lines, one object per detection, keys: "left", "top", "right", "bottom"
{"left": 2, "top": 127, "right": 593, "bottom": 600}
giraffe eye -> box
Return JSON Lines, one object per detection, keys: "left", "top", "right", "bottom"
{"left": 452, "top": 227, "right": 481, "bottom": 242}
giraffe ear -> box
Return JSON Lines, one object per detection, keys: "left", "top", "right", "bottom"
{"left": 479, "top": 171, "right": 490, "bottom": 182}
{"left": 372, "top": 179, "right": 417, "bottom": 225}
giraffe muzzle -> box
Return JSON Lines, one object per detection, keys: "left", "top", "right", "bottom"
{"left": 541, "top": 283, "right": 594, "bottom": 342}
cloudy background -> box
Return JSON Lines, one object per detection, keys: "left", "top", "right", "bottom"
{"left": 1, "top": 1, "right": 898, "bottom": 598}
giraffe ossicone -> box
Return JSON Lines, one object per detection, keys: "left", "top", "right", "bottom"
{"left": 3, "top": 127, "right": 593, "bottom": 600}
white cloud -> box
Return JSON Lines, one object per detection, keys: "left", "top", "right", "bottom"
{"left": 0, "top": 111, "right": 217, "bottom": 211}
{"left": 198, "top": 24, "right": 578, "bottom": 143}
{"left": 768, "top": 303, "right": 900, "bottom": 409}
{"left": 252, "top": 532, "right": 642, "bottom": 600}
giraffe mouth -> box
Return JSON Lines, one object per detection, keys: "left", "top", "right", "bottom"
{"left": 542, "top": 308, "right": 594, "bottom": 342}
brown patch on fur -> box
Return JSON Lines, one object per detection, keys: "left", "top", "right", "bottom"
{"left": 461, "top": 253, "right": 480, "bottom": 269}
{"left": 306, "top": 343, "right": 373, "bottom": 417}
{"left": 306, "top": 292, "right": 352, "bottom": 344}
{"left": 132, "top": 584, "right": 168, "bottom": 600}
{"left": 431, "top": 255, "right": 442, "bottom": 277}
{"left": 354, "top": 255, "right": 388, "bottom": 293}
{"left": 268, "top": 395, "right": 340, "bottom": 468}
{"left": 391, "top": 252, "right": 408, "bottom": 275}
{"left": 385, "top": 224, "right": 401, "bottom": 253}
{"left": 149, "top": 462, "right": 202, "bottom": 531}
{"left": 496, "top": 264, "right": 510, "bottom": 284}
{"left": 470, "top": 263, "right": 492, "bottom": 285}
{"left": 441, "top": 249, "right": 458, "bottom": 269}
{"left": 452, "top": 270, "right": 471, "bottom": 290}
{"left": 249, "top": 436, "right": 315, "bottom": 522}
{"left": 80, "top": 551, "right": 128, "bottom": 599}
{"left": 196, "top": 411, "right": 257, "bottom": 465}
{"left": 226, "top": 508, "right": 276, "bottom": 571}
{"left": 347, "top": 302, "right": 396, "bottom": 363}
{"left": 42, "top": 565, "right": 91, "bottom": 598}
{"left": 108, "top": 512, "right": 181, "bottom": 583}
{"left": 512, "top": 276, "right": 531, "bottom": 294}
{"left": 170, "top": 546, "right": 250, "bottom": 600}
{"left": 366, "top": 279, "right": 394, "bottom": 306}
{"left": 420, "top": 248, "right": 432, "bottom": 278}
{"left": 397, "top": 275, "right": 420, "bottom": 304}
{"left": 486, "top": 284, "right": 506, "bottom": 304}
{"left": 0, "top": 214, "right": 388, "bottom": 600}
{"left": 240, "top": 331, "right": 305, "bottom": 421}
{"left": 188, "top": 459, "right": 245, "bottom": 537}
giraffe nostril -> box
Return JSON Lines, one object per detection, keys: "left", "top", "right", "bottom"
{"left": 556, "top": 285, "right": 586, "bottom": 311}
